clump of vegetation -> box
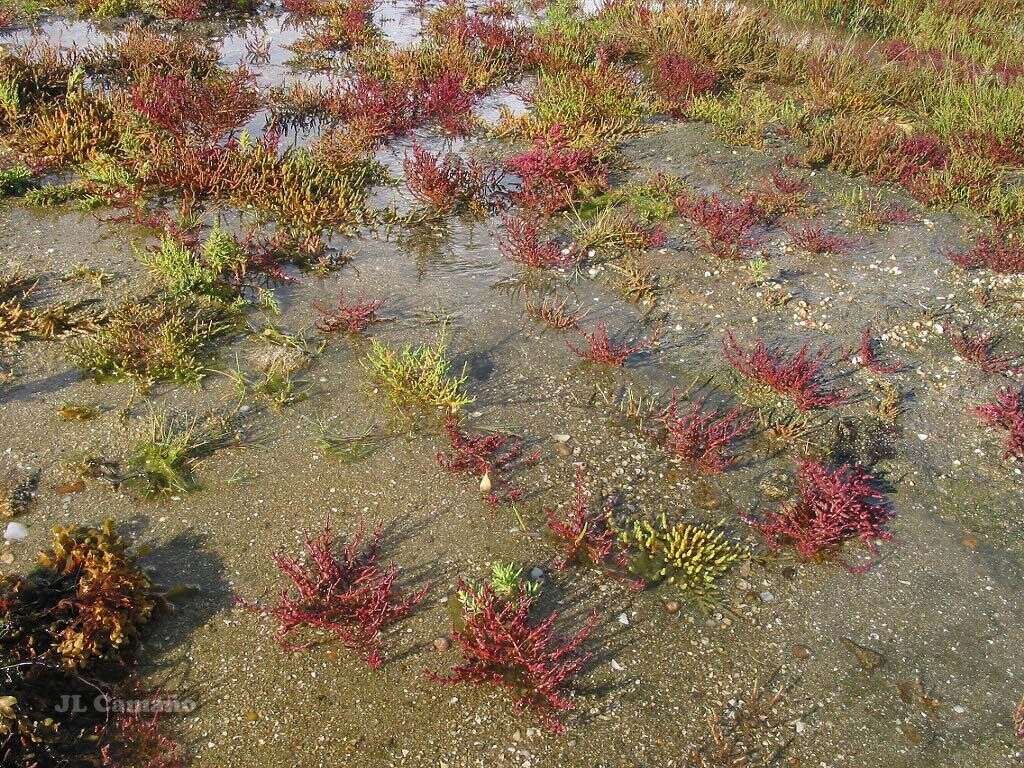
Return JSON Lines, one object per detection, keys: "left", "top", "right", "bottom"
{"left": 747, "top": 170, "right": 810, "bottom": 223}
{"left": 685, "top": 671, "right": 800, "bottom": 767}
{"left": 651, "top": 52, "right": 718, "bottom": 117}
{"left": 68, "top": 299, "right": 228, "bottom": 387}
{"left": 313, "top": 293, "right": 385, "bottom": 335}
{"left": 0, "top": 273, "right": 37, "bottom": 346}
{"left": 577, "top": 171, "right": 683, "bottom": 222}
{"left": 365, "top": 330, "right": 472, "bottom": 412}
{"left": 143, "top": 225, "right": 251, "bottom": 305}
{"left": 0, "top": 163, "right": 33, "bottom": 195}
{"left": 947, "top": 325, "right": 1017, "bottom": 374}
{"left": 403, "top": 143, "right": 501, "bottom": 215}
{"left": 1, "top": 273, "right": 102, "bottom": 346}
{"left": 499, "top": 216, "right": 578, "bottom": 269}
{"left": 942, "top": 230, "right": 1024, "bottom": 274}
{"left": 436, "top": 415, "right": 538, "bottom": 506}
{"left": 504, "top": 125, "right": 608, "bottom": 214}
{"left": 433, "top": 565, "right": 599, "bottom": 733}
{"left": 14, "top": 520, "right": 158, "bottom": 668}
{"left": 224, "top": 331, "right": 317, "bottom": 409}
{"left": 786, "top": 223, "right": 855, "bottom": 255}
{"left": 546, "top": 465, "right": 638, "bottom": 585}
{"left": 748, "top": 459, "right": 892, "bottom": 563}
{"left": 689, "top": 85, "right": 801, "bottom": 149}
{"left": 724, "top": 332, "right": 847, "bottom": 411}
{"left": 525, "top": 294, "right": 588, "bottom": 330}
{"left": 616, "top": 512, "right": 747, "bottom": 606}
{"left": 130, "top": 68, "right": 260, "bottom": 140}
{"left": 504, "top": 64, "right": 655, "bottom": 150}
{"left": 571, "top": 206, "right": 666, "bottom": 261}
{"left": 124, "top": 411, "right": 223, "bottom": 496}
{"left": 569, "top": 321, "right": 659, "bottom": 367}
{"left": 975, "top": 387, "right": 1024, "bottom": 461}
{"left": 455, "top": 563, "right": 540, "bottom": 612}
{"left": 837, "top": 187, "right": 915, "bottom": 231}
{"left": 0, "top": 520, "right": 178, "bottom": 766}
{"left": 676, "top": 192, "right": 762, "bottom": 259}
{"left": 243, "top": 522, "right": 428, "bottom": 669}
{"left": 658, "top": 393, "right": 752, "bottom": 474}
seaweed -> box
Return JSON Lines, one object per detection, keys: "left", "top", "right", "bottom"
{"left": 431, "top": 574, "right": 598, "bottom": 733}
{"left": 243, "top": 522, "right": 428, "bottom": 669}
{"left": 748, "top": 459, "right": 893, "bottom": 563}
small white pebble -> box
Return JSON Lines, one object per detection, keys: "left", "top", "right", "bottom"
{"left": 4, "top": 522, "right": 29, "bottom": 542}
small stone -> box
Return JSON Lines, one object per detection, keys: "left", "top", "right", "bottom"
{"left": 529, "top": 567, "right": 544, "bottom": 580}
{"left": 479, "top": 474, "right": 492, "bottom": 493}
{"left": 792, "top": 644, "right": 812, "bottom": 659}
{"left": 759, "top": 591, "right": 775, "bottom": 603}
{"left": 552, "top": 434, "right": 571, "bottom": 443}
{"left": 433, "top": 636, "right": 451, "bottom": 652}
{"left": 962, "top": 536, "right": 978, "bottom": 550}
{"left": 617, "top": 612, "right": 629, "bottom": 626}
{"left": 664, "top": 600, "right": 680, "bottom": 614}
{"left": 4, "top": 522, "right": 28, "bottom": 542}
{"left": 244, "top": 710, "right": 260, "bottom": 722}
{"left": 1, "top": 551, "right": 13, "bottom": 565}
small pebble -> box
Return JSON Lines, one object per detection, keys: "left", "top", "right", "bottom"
{"left": 664, "top": 600, "right": 680, "bottom": 614}
{"left": 433, "top": 636, "right": 451, "bottom": 652}
{"left": 4, "top": 522, "right": 28, "bottom": 543}
{"left": 759, "top": 591, "right": 775, "bottom": 603}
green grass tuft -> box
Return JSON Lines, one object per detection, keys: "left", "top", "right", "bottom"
{"left": 68, "top": 300, "right": 228, "bottom": 388}
{"left": 365, "top": 329, "right": 472, "bottom": 413}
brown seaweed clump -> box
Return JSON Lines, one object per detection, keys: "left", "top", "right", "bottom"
{"left": 1, "top": 521, "right": 167, "bottom": 767}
